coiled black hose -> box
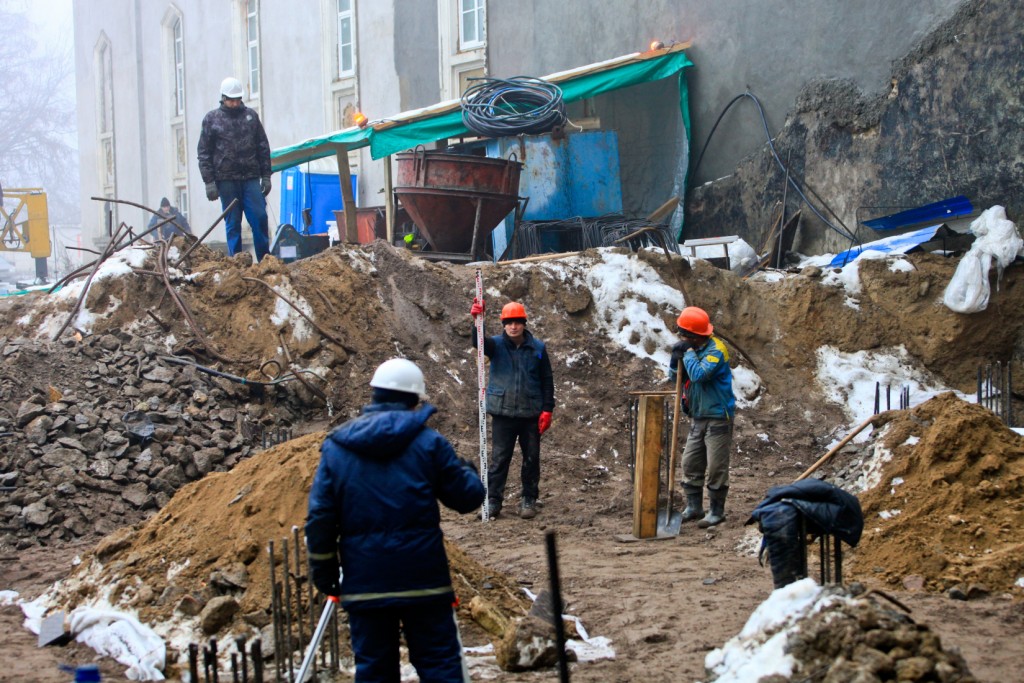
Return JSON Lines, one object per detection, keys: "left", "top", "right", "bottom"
{"left": 461, "top": 76, "right": 567, "bottom": 137}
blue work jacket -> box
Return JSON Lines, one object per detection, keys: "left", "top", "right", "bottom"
{"left": 682, "top": 336, "right": 736, "bottom": 421}
{"left": 473, "top": 328, "right": 555, "bottom": 418}
{"left": 305, "top": 402, "right": 484, "bottom": 609}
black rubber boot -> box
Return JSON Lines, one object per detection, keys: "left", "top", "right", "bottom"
{"left": 681, "top": 489, "right": 704, "bottom": 522}
{"left": 519, "top": 498, "right": 537, "bottom": 519}
{"left": 698, "top": 487, "right": 727, "bottom": 528}
{"left": 483, "top": 503, "right": 501, "bottom": 520}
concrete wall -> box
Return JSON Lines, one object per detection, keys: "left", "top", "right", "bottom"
{"left": 687, "top": 0, "right": 1024, "bottom": 256}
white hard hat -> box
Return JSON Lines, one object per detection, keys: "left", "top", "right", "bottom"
{"left": 370, "top": 358, "right": 427, "bottom": 399}
{"left": 220, "top": 77, "right": 245, "bottom": 99}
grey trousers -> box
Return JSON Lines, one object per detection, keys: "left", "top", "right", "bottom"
{"left": 681, "top": 417, "right": 733, "bottom": 491}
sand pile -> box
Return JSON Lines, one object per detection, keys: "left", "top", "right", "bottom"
{"left": 45, "top": 431, "right": 529, "bottom": 663}
{"left": 848, "top": 392, "right": 1024, "bottom": 594}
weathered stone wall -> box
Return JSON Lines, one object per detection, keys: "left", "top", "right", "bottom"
{"left": 686, "top": 0, "right": 1023, "bottom": 257}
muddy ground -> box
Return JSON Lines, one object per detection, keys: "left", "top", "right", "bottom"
{"left": 0, "top": 240, "right": 1022, "bottom": 681}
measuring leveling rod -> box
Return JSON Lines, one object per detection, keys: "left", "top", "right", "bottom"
{"left": 475, "top": 269, "right": 490, "bottom": 521}
{"left": 296, "top": 594, "right": 338, "bottom": 682}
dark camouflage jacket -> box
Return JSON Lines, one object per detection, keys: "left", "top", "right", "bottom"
{"left": 196, "top": 103, "right": 271, "bottom": 184}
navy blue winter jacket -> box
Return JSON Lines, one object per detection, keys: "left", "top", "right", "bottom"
{"left": 472, "top": 328, "right": 555, "bottom": 418}
{"left": 305, "top": 402, "right": 484, "bottom": 609}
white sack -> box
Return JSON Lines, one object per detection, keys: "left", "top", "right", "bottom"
{"left": 942, "top": 205, "right": 1022, "bottom": 313}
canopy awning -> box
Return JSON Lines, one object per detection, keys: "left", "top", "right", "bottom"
{"left": 271, "top": 42, "right": 693, "bottom": 171}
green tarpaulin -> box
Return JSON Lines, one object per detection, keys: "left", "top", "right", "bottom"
{"left": 271, "top": 47, "right": 693, "bottom": 171}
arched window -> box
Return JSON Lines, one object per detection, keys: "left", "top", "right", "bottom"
{"left": 95, "top": 34, "right": 117, "bottom": 235}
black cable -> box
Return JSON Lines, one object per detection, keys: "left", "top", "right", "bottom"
{"left": 461, "top": 76, "right": 566, "bottom": 137}
{"left": 159, "top": 355, "right": 325, "bottom": 387}
{"left": 689, "top": 91, "right": 858, "bottom": 245}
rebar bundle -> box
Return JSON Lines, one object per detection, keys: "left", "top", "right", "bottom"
{"left": 502, "top": 214, "right": 680, "bottom": 261}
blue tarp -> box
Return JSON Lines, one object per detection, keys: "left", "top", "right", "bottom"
{"left": 862, "top": 196, "right": 973, "bottom": 231}
{"left": 830, "top": 224, "right": 951, "bottom": 268}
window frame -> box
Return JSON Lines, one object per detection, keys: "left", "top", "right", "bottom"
{"left": 459, "top": 0, "right": 485, "bottom": 51}
{"left": 337, "top": 0, "right": 355, "bottom": 78}
{"left": 246, "top": 0, "right": 261, "bottom": 98}
{"left": 172, "top": 17, "right": 185, "bottom": 116}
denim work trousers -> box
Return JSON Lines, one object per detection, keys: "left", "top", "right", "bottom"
{"left": 489, "top": 415, "right": 540, "bottom": 507}
{"left": 346, "top": 600, "right": 468, "bottom": 682}
{"left": 217, "top": 178, "right": 269, "bottom": 261}
{"left": 681, "top": 417, "right": 734, "bottom": 491}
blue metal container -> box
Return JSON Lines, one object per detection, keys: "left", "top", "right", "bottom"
{"left": 484, "top": 130, "right": 623, "bottom": 259}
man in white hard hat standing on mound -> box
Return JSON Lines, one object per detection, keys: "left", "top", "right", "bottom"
{"left": 197, "top": 77, "right": 273, "bottom": 261}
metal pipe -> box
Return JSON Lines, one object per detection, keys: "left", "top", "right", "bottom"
{"left": 252, "top": 639, "right": 264, "bottom": 683}
{"left": 189, "top": 643, "right": 200, "bottom": 683}
{"left": 292, "top": 526, "right": 306, "bottom": 655}
{"left": 874, "top": 381, "right": 880, "bottom": 414}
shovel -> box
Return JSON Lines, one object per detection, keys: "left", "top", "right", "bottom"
{"left": 657, "top": 361, "right": 685, "bottom": 536}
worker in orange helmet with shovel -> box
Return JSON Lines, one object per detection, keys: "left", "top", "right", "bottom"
{"left": 471, "top": 299, "right": 555, "bottom": 520}
{"left": 670, "top": 306, "right": 736, "bottom": 528}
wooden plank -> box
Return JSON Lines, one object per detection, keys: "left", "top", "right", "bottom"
{"left": 633, "top": 395, "right": 664, "bottom": 539}
{"left": 333, "top": 145, "right": 358, "bottom": 243}
{"left": 383, "top": 155, "right": 395, "bottom": 244}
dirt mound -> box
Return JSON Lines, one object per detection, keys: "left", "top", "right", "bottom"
{"left": 44, "top": 431, "right": 529, "bottom": 661}
{"left": 848, "top": 393, "right": 1024, "bottom": 594}
{"left": 707, "top": 581, "right": 976, "bottom": 682}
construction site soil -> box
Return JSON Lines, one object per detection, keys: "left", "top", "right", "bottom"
{"left": 1, "top": 241, "right": 1022, "bottom": 681}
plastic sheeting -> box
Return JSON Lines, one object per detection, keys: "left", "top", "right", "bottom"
{"left": 942, "top": 205, "right": 1023, "bottom": 313}
{"left": 271, "top": 47, "right": 693, "bottom": 169}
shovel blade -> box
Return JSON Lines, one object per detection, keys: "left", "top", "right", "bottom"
{"left": 656, "top": 508, "right": 683, "bottom": 537}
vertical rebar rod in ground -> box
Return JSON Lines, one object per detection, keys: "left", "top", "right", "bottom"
{"left": 977, "top": 366, "right": 983, "bottom": 406}
{"left": 330, "top": 599, "right": 340, "bottom": 672}
{"left": 1003, "top": 366, "right": 1011, "bottom": 423}
{"left": 251, "top": 639, "right": 264, "bottom": 683}
{"left": 1003, "top": 364, "right": 1010, "bottom": 424}
{"left": 236, "top": 635, "right": 249, "bottom": 683}
{"left": 997, "top": 362, "right": 1002, "bottom": 414}
{"left": 987, "top": 364, "right": 993, "bottom": 411}
{"left": 231, "top": 653, "right": 239, "bottom": 683}
{"left": 292, "top": 526, "right": 306, "bottom": 655}
{"left": 834, "top": 538, "right": 843, "bottom": 585}
{"left": 886, "top": 385, "right": 891, "bottom": 411}
{"left": 544, "top": 530, "right": 571, "bottom": 683}
{"left": 283, "top": 537, "right": 295, "bottom": 683}
{"left": 210, "top": 637, "right": 221, "bottom": 683}
{"left": 268, "top": 542, "right": 283, "bottom": 683}
{"left": 189, "top": 643, "right": 200, "bottom": 683}
{"left": 874, "top": 382, "right": 880, "bottom": 414}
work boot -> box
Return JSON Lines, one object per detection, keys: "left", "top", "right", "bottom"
{"left": 482, "top": 503, "right": 501, "bottom": 520}
{"left": 519, "top": 498, "right": 538, "bottom": 520}
{"left": 680, "top": 487, "right": 704, "bottom": 522}
{"left": 697, "top": 488, "right": 727, "bottom": 528}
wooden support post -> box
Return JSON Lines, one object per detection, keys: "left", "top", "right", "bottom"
{"left": 633, "top": 395, "right": 664, "bottom": 539}
{"left": 383, "top": 155, "right": 395, "bottom": 245}
{"left": 333, "top": 144, "right": 358, "bottom": 243}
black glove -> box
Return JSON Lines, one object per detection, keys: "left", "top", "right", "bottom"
{"left": 310, "top": 558, "right": 340, "bottom": 597}
{"left": 205, "top": 182, "right": 219, "bottom": 201}
{"left": 260, "top": 176, "right": 272, "bottom": 196}
{"left": 458, "top": 456, "right": 479, "bottom": 477}
{"left": 669, "top": 341, "right": 690, "bottom": 382}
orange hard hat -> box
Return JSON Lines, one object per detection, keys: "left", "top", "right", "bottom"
{"left": 677, "top": 306, "right": 713, "bottom": 336}
{"left": 500, "top": 302, "right": 527, "bottom": 321}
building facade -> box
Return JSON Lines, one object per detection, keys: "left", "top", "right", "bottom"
{"left": 73, "top": 0, "right": 963, "bottom": 250}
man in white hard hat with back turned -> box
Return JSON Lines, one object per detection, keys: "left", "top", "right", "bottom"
{"left": 197, "top": 77, "right": 273, "bottom": 261}
{"left": 306, "top": 358, "right": 484, "bottom": 681}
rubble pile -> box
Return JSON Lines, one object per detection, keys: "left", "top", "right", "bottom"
{"left": 783, "top": 585, "right": 976, "bottom": 682}
{"left": 0, "top": 331, "right": 306, "bottom": 551}
{"left": 706, "top": 580, "right": 976, "bottom": 683}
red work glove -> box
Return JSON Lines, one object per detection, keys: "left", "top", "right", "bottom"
{"left": 538, "top": 411, "right": 553, "bottom": 435}
{"left": 470, "top": 297, "right": 485, "bottom": 318}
